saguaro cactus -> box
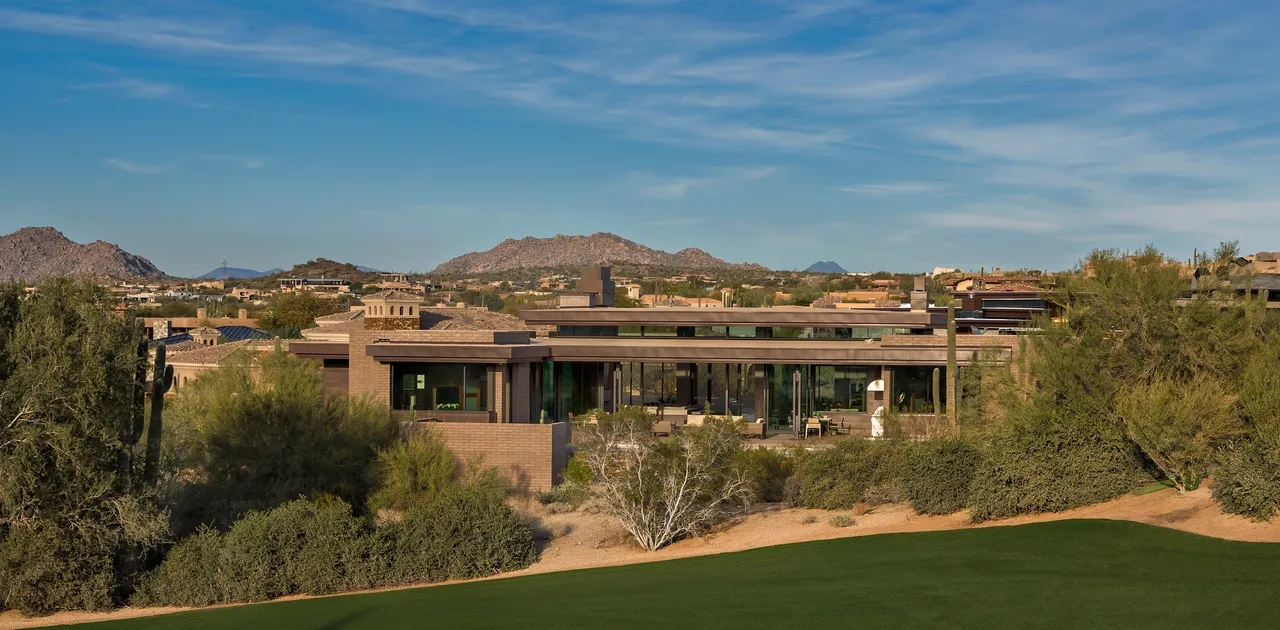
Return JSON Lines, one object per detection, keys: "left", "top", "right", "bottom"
{"left": 125, "top": 322, "right": 174, "bottom": 485}
{"left": 143, "top": 342, "right": 174, "bottom": 483}
{"left": 946, "top": 304, "right": 957, "bottom": 428}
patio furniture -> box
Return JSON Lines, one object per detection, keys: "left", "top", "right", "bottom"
{"left": 738, "top": 421, "right": 767, "bottom": 439}
{"left": 804, "top": 418, "right": 824, "bottom": 439}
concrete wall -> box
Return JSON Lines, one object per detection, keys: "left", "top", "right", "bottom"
{"left": 404, "top": 421, "right": 571, "bottom": 492}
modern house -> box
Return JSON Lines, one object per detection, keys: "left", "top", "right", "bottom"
{"left": 290, "top": 269, "right": 1025, "bottom": 437}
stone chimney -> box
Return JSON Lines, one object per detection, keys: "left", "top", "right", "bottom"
{"left": 362, "top": 290, "right": 423, "bottom": 331}
{"left": 189, "top": 326, "right": 221, "bottom": 346}
{"left": 196, "top": 307, "right": 207, "bottom": 320}
{"left": 574, "top": 266, "right": 615, "bottom": 307}
{"left": 910, "top": 276, "right": 928, "bottom": 312}
{"left": 238, "top": 308, "right": 248, "bottom": 320}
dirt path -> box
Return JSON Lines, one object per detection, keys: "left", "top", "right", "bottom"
{"left": 5, "top": 486, "right": 1278, "bottom": 629}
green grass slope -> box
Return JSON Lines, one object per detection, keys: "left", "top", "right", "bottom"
{"left": 91, "top": 520, "right": 1280, "bottom": 629}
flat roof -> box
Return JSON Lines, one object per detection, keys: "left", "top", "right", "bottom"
{"left": 519, "top": 307, "right": 941, "bottom": 328}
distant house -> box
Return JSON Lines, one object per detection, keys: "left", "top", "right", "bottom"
{"left": 141, "top": 307, "right": 258, "bottom": 340}
{"left": 279, "top": 277, "right": 351, "bottom": 295}
{"left": 228, "top": 287, "right": 266, "bottom": 301}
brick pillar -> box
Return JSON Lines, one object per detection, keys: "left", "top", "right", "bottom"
{"left": 510, "top": 362, "right": 531, "bottom": 423}
{"left": 489, "top": 364, "right": 506, "bottom": 423}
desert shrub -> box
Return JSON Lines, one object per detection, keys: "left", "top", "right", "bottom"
{"left": 130, "top": 527, "right": 224, "bottom": 607}
{"left": 537, "top": 454, "right": 594, "bottom": 507}
{"left": 793, "top": 438, "right": 903, "bottom": 510}
{"left": 387, "top": 486, "right": 536, "bottom": 583}
{"left": 902, "top": 438, "right": 983, "bottom": 515}
{"left": 1117, "top": 377, "right": 1241, "bottom": 492}
{"left": 736, "top": 447, "right": 796, "bottom": 503}
{"left": 967, "top": 417, "right": 1147, "bottom": 522}
{"left": 576, "top": 408, "right": 753, "bottom": 550}
{"left": 1212, "top": 442, "right": 1280, "bottom": 521}
{"left": 167, "top": 348, "right": 400, "bottom": 530}
{"left": 134, "top": 499, "right": 375, "bottom": 606}
{"left": 828, "top": 515, "right": 855, "bottom": 528}
{"left": 0, "top": 522, "right": 118, "bottom": 614}
{"left": 563, "top": 454, "right": 593, "bottom": 486}
{"left": 368, "top": 431, "right": 457, "bottom": 513}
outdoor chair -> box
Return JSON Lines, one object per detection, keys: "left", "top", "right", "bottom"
{"left": 804, "top": 418, "right": 823, "bottom": 439}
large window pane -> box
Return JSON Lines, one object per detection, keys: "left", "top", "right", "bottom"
{"left": 891, "top": 366, "right": 945, "bottom": 413}
{"left": 392, "top": 363, "right": 488, "bottom": 412}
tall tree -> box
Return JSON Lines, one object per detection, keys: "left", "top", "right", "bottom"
{"left": 0, "top": 279, "right": 168, "bottom": 613}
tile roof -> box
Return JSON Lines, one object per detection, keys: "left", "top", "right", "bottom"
{"left": 313, "top": 309, "right": 364, "bottom": 325}
{"left": 166, "top": 339, "right": 277, "bottom": 366}
{"left": 361, "top": 289, "right": 423, "bottom": 302}
{"left": 155, "top": 325, "right": 272, "bottom": 347}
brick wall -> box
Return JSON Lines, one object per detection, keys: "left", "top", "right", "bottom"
{"left": 403, "top": 421, "right": 570, "bottom": 492}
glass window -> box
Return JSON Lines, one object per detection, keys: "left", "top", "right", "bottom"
{"left": 813, "top": 366, "right": 868, "bottom": 412}
{"left": 728, "top": 326, "right": 757, "bottom": 338}
{"left": 619, "top": 326, "right": 643, "bottom": 337}
{"left": 890, "top": 366, "right": 946, "bottom": 413}
{"left": 695, "top": 326, "right": 728, "bottom": 338}
{"left": 392, "top": 363, "right": 488, "bottom": 411}
{"left": 643, "top": 326, "right": 677, "bottom": 337}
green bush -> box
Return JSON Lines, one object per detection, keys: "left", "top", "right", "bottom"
{"left": 135, "top": 499, "right": 374, "bottom": 606}
{"left": 967, "top": 422, "right": 1146, "bottom": 522}
{"left": 368, "top": 431, "right": 458, "bottom": 513}
{"left": 735, "top": 447, "right": 796, "bottom": 503}
{"left": 387, "top": 487, "right": 537, "bottom": 584}
{"left": 828, "top": 515, "right": 855, "bottom": 528}
{"left": 0, "top": 522, "right": 118, "bottom": 614}
{"left": 136, "top": 491, "right": 536, "bottom": 608}
{"left": 902, "top": 439, "right": 982, "bottom": 515}
{"left": 130, "top": 527, "right": 224, "bottom": 607}
{"left": 794, "top": 439, "right": 903, "bottom": 510}
{"left": 1212, "top": 442, "right": 1280, "bottom": 521}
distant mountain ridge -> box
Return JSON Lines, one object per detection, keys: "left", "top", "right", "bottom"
{"left": 806, "top": 261, "right": 848, "bottom": 273}
{"left": 198, "top": 266, "right": 283, "bottom": 280}
{"left": 432, "top": 233, "right": 768, "bottom": 275}
{"left": 0, "top": 226, "right": 164, "bottom": 282}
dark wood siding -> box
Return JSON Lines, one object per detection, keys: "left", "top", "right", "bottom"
{"left": 322, "top": 359, "right": 349, "bottom": 398}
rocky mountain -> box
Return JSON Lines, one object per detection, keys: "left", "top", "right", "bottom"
{"left": 199, "top": 266, "right": 278, "bottom": 280}
{"left": 432, "top": 233, "right": 767, "bottom": 275}
{"left": 0, "top": 226, "right": 164, "bottom": 282}
{"left": 806, "top": 261, "right": 848, "bottom": 273}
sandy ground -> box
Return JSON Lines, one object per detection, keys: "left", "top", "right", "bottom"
{"left": 6, "top": 485, "right": 1280, "bottom": 629}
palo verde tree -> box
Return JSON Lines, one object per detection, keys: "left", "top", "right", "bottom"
{"left": 575, "top": 408, "right": 753, "bottom": 551}
{"left": 0, "top": 279, "right": 169, "bottom": 614}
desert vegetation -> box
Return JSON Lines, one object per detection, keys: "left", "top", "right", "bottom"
{"left": 0, "top": 279, "right": 534, "bottom": 616}
{"left": 558, "top": 244, "right": 1280, "bottom": 553}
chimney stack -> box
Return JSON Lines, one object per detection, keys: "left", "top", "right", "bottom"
{"left": 237, "top": 308, "right": 248, "bottom": 320}
{"left": 910, "top": 276, "right": 928, "bottom": 312}
{"left": 196, "top": 307, "right": 207, "bottom": 320}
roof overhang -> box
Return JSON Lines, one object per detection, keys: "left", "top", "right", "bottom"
{"left": 288, "top": 341, "right": 349, "bottom": 361}
{"left": 519, "top": 307, "right": 941, "bottom": 328}
{"left": 366, "top": 342, "right": 550, "bottom": 364}
{"left": 535, "top": 338, "right": 1007, "bottom": 366}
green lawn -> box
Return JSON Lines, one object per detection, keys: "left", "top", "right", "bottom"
{"left": 90, "top": 520, "right": 1280, "bottom": 629}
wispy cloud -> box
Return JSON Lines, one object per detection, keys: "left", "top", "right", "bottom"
{"left": 196, "top": 154, "right": 269, "bottom": 169}
{"left": 837, "top": 182, "right": 941, "bottom": 195}
{"left": 630, "top": 165, "right": 777, "bottom": 199}
{"left": 104, "top": 157, "right": 161, "bottom": 174}
{"left": 6, "top": 1, "right": 1280, "bottom": 246}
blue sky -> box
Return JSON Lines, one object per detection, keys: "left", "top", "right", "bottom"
{"left": 3, "top": 0, "right": 1280, "bottom": 275}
